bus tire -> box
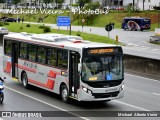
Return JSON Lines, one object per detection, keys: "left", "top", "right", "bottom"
{"left": 22, "top": 72, "right": 29, "bottom": 89}
{"left": 0, "top": 92, "right": 4, "bottom": 103}
{"left": 60, "top": 84, "right": 69, "bottom": 103}
{"left": 140, "top": 28, "right": 143, "bottom": 31}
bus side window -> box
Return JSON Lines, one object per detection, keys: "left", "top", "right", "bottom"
{"left": 46, "top": 48, "right": 57, "bottom": 67}
{"left": 4, "top": 40, "right": 12, "bottom": 56}
{"left": 19, "top": 43, "right": 27, "bottom": 59}
{"left": 28, "top": 44, "right": 37, "bottom": 62}
{"left": 37, "top": 46, "right": 46, "bottom": 64}
{"left": 58, "top": 49, "right": 68, "bottom": 69}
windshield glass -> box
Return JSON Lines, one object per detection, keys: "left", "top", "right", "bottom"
{"left": 82, "top": 55, "right": 123, "bottom": 82}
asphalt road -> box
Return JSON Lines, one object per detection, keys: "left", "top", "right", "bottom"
{"left": 0, "top": 47, "right": 160, "bottom": 120}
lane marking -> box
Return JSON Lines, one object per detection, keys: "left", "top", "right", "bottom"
{"left": 5, "top": 85, "right": 151, "bottom": 114}
{"left": 5, "top": 86, "right": 90, "bottom": 120}
{"left": 114, "top": 100, "right": 150, "bottom": 111}
{"left": 125, "top": 73, "right": 160, "bottom": 83}
{"left": 153, "top": 93, "right": 160, "bottom": 96}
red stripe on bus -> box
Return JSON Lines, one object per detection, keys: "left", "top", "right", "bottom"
{"left": 28, "top": 79, "right": 46, "bottom": 88}
{"left": 28, "top": 79, "right": 55, "bottom": 90}
{"left": 47, "top": 70, "right": 61, "bottom": 78}
{"left": 4, "top": 62, "right": 11, "bottom": 73}
{"left": 18, "top": 65, "right": 36, "bottom": 73}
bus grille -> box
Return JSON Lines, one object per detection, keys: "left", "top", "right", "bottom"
{"left": 92, "top": 91, "right": 119, "bottom": 98}
{"left": 88, "top": 81, "right": 122, "bottom": 88}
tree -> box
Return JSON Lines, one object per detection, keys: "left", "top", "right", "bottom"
{"left": 78, "top": 0, "right": 92, "bottom": 8}
{"left": 12, "top": 0, "right": 21, "bottom": 5}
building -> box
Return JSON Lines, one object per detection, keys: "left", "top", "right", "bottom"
{"left": 123, "top": 0, "right": 160, "bottom": 10}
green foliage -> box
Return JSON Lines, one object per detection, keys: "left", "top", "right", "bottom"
{"left": 26, "top": 24, "right": 30, "bottom": 27}
{"left": 20, "top": 26, "right": 23, "bottom": 30}
{"left": 39, "top": 25, "right": 45, "bottom": 29}
{"left": 84, "top": 1, "right": 100, "bottom": 10}
{"left": 43, "top": 26, "right": 51, "bottom": 33}
{"left": 0, "top": 22, "right": 4, "bottom": 26}
{"left": 12, "top": 0, "right": 21, "bottom": 5}
{"left": 76, "top": 30, "right": 81, "bottom": 36}
{"left": 4, "top": 22, "right": 9, "bottom": 25}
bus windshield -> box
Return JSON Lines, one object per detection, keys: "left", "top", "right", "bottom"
{"left": 82, "top": 55, "right": 123, "bottom": 82}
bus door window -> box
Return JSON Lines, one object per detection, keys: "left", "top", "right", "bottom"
{"left": 4, "top": 40, "right": 12, "bottom": 56}
{"left": 70, "top": 51, "right": 80, "bottom": 95}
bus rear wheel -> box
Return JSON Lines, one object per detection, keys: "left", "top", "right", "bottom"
{"left": 22, "top": 72, "right": 29, "bottom": 89}
{"left": 60, "top": 85, "right": 69, "bottom": 103}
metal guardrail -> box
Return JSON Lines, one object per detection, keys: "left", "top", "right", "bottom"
{"left": 150, "top": 36, "right": 160, "bottom": 43}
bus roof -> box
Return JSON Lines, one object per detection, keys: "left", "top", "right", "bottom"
{"left": 4, "top": 33, "right": 119, "bottom": 49}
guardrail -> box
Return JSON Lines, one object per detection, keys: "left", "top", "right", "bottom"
{"left": 124, "top": 54, "right": 160, "bottom": 80}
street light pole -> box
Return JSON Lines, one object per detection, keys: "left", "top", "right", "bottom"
{"left": 159, "top": 2, "right": 160, "bottom": 28}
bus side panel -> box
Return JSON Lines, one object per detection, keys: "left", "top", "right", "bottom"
{"left": 18, "top": 59, "right": 68, "bottom": 95}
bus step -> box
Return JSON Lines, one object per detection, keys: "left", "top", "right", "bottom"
{"left": 69, "top": 96, "right": 76, "bottom": 100}
{"left": 12, "top": 77, "right": 19, "bottom": 81}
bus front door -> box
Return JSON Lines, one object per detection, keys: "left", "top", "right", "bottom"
{"left": 12, "top": 43, "right": 18, "bottom": 79}
{"left": 69, "top": 51, "right": 80, "bottom": 98}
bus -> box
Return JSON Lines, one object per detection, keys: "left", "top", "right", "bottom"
{"left": 121, "top": 17, "right": 151, "bottom": 31}
{"left": 3, "top": 33, "right": 124, "bottom": 102}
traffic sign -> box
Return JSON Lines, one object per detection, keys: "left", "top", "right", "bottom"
{"left": 57, "top": 16, "right": 70, "bottom": 26}
{"left": 105, "top": 24, "right": 112, "bottom": 32}
{"left": 82, "top": 19, "right": 85, "bottom": 23}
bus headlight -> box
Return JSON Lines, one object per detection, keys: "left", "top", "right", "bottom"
{"left": 82, "top": 86, "right": 92, "bottom": 96}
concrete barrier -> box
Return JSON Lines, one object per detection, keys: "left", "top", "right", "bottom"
{"left": 124, "top": 54, "right": 160, "bottom": 80}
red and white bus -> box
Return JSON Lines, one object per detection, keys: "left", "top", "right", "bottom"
{"left": 3, "top": 33, "right": 124, "bottom": 102}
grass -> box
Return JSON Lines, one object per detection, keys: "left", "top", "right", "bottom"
{"left": 4, "top": 22, "right": 121, "bottom": 45}
{"left": 2, "top": 10, "right": 159, "bottom": 31}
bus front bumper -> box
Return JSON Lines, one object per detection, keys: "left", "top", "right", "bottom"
{"left": 77, "top": 85, "right": 124, "bottom": 101}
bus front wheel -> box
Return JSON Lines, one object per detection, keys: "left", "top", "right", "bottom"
{"left": 22, "top": 72, "right": 29, "bottom": 89}
{"left": 60, "top": 85, "right": 69, "bottom": 103}
{"left": 0, "top": 92, "right": 4, "bottom": 103}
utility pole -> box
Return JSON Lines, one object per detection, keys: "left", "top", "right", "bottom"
{"left": 133, "top": 0, "right": 135, "bottom": 11}
{"left": 69, "top": 0, "right": 72, "bottom": 35}
{"left": 143, "top": 0, "right": 144, "bottom": 11}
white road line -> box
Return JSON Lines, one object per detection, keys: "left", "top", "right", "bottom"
{"left": 125, "top": 73, "right": 160, "bottom": 83}
{"left": 153, "top": 93, "right": 160, "bottom": 96}
{"left": 114, "top": 100, "right": 150, "bottom": 111}
{"left": 5, "top": 86, "right": 90, "bottom": 120}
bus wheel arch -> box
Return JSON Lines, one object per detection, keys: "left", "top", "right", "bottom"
{"left": 21, "top": 71, "right": 29, "bottom": 89}
{"left": 60, "top": 83, "right": 69, "bottom": 103}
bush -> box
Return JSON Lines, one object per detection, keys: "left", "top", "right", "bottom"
{"left": 39, "top": 25, "right": 45, "bottom": 29}
{"left": 20, "top": 26, "right": 23, "bottom": 30}
{"left": 76, "top": 30, "right": 81, "bottom": 36}
{"left": 26, "top": 24, "right": 30, "bottom": 27}
{"left": 4, "top": 22, "right": 9, "bottom": 25}
{"left": 43, "top": 26, "right": 51, "bottom": 33}
{"left": 0, "top": 21, "right": 4, "bottom": 26}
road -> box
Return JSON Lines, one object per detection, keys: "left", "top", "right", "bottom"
{"left": 0, "top": 46, "right": 160, "bottom": 120}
